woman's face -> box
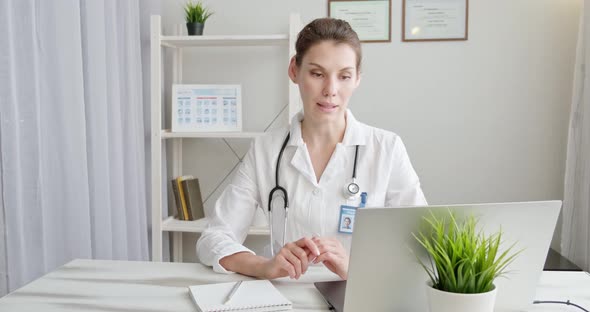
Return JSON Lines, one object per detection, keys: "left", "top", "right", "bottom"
{"left": 289, "top": 40, "right": 360, "bottom": 124}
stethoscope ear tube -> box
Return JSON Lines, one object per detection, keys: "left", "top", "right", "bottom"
{"left": 269, "top": 132, "right": 291, "bottom": 257}
{"left": 268, "top": 185, "right": 288, "bottom": 257}
{"left": 342, "top": 145, "right": 361, "bottom": 200}
{"left": 269, "top": 208, "right": 275, "bottom": 257}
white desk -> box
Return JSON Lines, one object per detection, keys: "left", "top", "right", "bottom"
{"left": 0, "top": 259, "right": 588, "bottom": 312}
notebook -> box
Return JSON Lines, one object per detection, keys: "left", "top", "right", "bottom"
{"left": 188, "top": 280, "right": 292, "bottom": 312}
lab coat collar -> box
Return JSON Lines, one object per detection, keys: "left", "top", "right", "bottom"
{"left": 287, "top": 109, "right": 367, "bottom": 147}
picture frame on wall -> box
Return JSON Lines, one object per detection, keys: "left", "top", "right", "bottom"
{"left": 328, "top": 0, "right": 391, "bottom": 43}
{"left": 402, "top": 0, "right": 469, "bottom": 42}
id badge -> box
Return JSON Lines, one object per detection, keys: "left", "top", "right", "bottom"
{"left": 338, "top": 205, "right": 357, "bottom": 234}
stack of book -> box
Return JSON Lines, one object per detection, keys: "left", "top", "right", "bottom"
{"left": 171, "top": 175, "right": 205, "bottom": 221}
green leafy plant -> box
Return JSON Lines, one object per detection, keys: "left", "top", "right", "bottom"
{"left": 184, "top": 0, "right": 213, "bottom": 24}
{"left": 413, "top": 210, "right": 522, "bottom": 294}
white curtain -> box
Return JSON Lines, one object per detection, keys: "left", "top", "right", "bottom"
{"left": 0, "top": 0, "right": 154, "bottom": 293}
{"left": 561, "top": 0, "right": 590, "bottom": 272}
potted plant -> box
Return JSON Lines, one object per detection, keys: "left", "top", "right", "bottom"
{"left": 413, "top": 210, "right": 521, "bottom": 312}
{"left": 184, "top": 0, "right": 213, "bottom": 36}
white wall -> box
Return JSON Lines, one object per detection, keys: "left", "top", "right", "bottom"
{"left": 160, "top": 0, "right": 582, "bottom": 261}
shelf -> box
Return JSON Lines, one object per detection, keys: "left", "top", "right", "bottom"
{"left": 161, "top": 34, "right": 289, "bottom": 48}
{"left": 150, "top": 14, "right": 301, "bottom": 262}
{"left": 161, "top": 130, "right": 265, "bottom": 139}
{"left": 162, "top": 216, "right": 270, "bottom": 235}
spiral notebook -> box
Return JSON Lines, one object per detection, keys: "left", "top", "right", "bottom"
{"left": 188, "top": 280, "right": 292, "bottom": 312}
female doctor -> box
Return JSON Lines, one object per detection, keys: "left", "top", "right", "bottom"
{"left": 196, "top": 18, "right": 427, "bottom": 280}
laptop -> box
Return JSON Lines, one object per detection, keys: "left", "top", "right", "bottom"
{"left": 315, "top": 201, "right": 562, "bottom": 312}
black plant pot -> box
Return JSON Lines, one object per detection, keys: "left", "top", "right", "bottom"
{"left": 186, "top": 22, "right": 205, "bottom": 36}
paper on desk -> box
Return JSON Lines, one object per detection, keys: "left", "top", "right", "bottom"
{"left": 188, "top": 279, "right": 292, "bottom": 312}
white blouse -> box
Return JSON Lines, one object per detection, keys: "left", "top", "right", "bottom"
{"left": 197, "top": 110, "right": 427, "bottom": 273}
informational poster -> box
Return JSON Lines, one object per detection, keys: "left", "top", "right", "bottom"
{"left": 172, "top": 85, "right": 242, "bottom": 132}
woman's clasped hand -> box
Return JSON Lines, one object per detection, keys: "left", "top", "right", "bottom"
{"left": 261, "top": 236, "right": 349, "bottom": 280}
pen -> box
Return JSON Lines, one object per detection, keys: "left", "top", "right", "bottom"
{"left": 223, "top": 280, "right": 242, "bottom": 305}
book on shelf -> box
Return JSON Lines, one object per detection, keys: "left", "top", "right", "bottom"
{"left": 171, "top": 180, "right": 182, "bottom": 219}
{"left": 181, "top": 177, "right": 205, "bottom": 220}
{"left": 171, "top": 175, "right": 205, "bottom": 221}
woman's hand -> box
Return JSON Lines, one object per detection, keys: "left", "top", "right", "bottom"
{"left": 258, "top": 237, "right": 320, "bottom": 280}
{"left": 311, "top": 236, "right": 349, "bottom": 280}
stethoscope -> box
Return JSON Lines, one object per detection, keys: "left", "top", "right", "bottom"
{"left": 268, "top": 132, "right": 360, "bottom": 256}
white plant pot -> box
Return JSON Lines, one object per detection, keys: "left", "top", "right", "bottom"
{"left": 426, "top": 282, "right": 497, "bottom": 312}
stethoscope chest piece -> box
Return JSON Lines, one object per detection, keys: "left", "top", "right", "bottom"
{"left": 343, "top": 179, "right": 360, "bottom": 200}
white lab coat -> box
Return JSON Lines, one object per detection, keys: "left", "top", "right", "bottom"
{"left": 197, "top": 110, "right": 427, "bottom": 273}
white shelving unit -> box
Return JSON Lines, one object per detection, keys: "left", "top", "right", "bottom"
{"left": 150, "top": 15, "right": 302, "bottom": 262}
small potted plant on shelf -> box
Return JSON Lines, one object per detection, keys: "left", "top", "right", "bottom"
{"left": 184, "top": 0, "right": 213, "bottom": 36}
{"left": 413, "top": 210, "right": 521, "bottom": 312}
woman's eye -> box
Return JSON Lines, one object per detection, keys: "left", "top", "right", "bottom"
{"left": 341, "top": 76, "right": 352, "bottom": 80}
{"left": 311, "top": 72, "right": 323, "bottom": 78}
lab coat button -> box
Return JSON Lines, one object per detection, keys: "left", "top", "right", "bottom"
{"left": 313, "top": 188, "right": 320, "bottom": 195}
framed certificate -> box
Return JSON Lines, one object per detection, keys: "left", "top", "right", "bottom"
{"left": 328, "top": 0, "right": 391, "bottom": 43}
{"left": 172, "top": 84, "right": 242, "bottom": 132}
{"left": 402, "top": 0, "right": 468, "bottom": 42}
